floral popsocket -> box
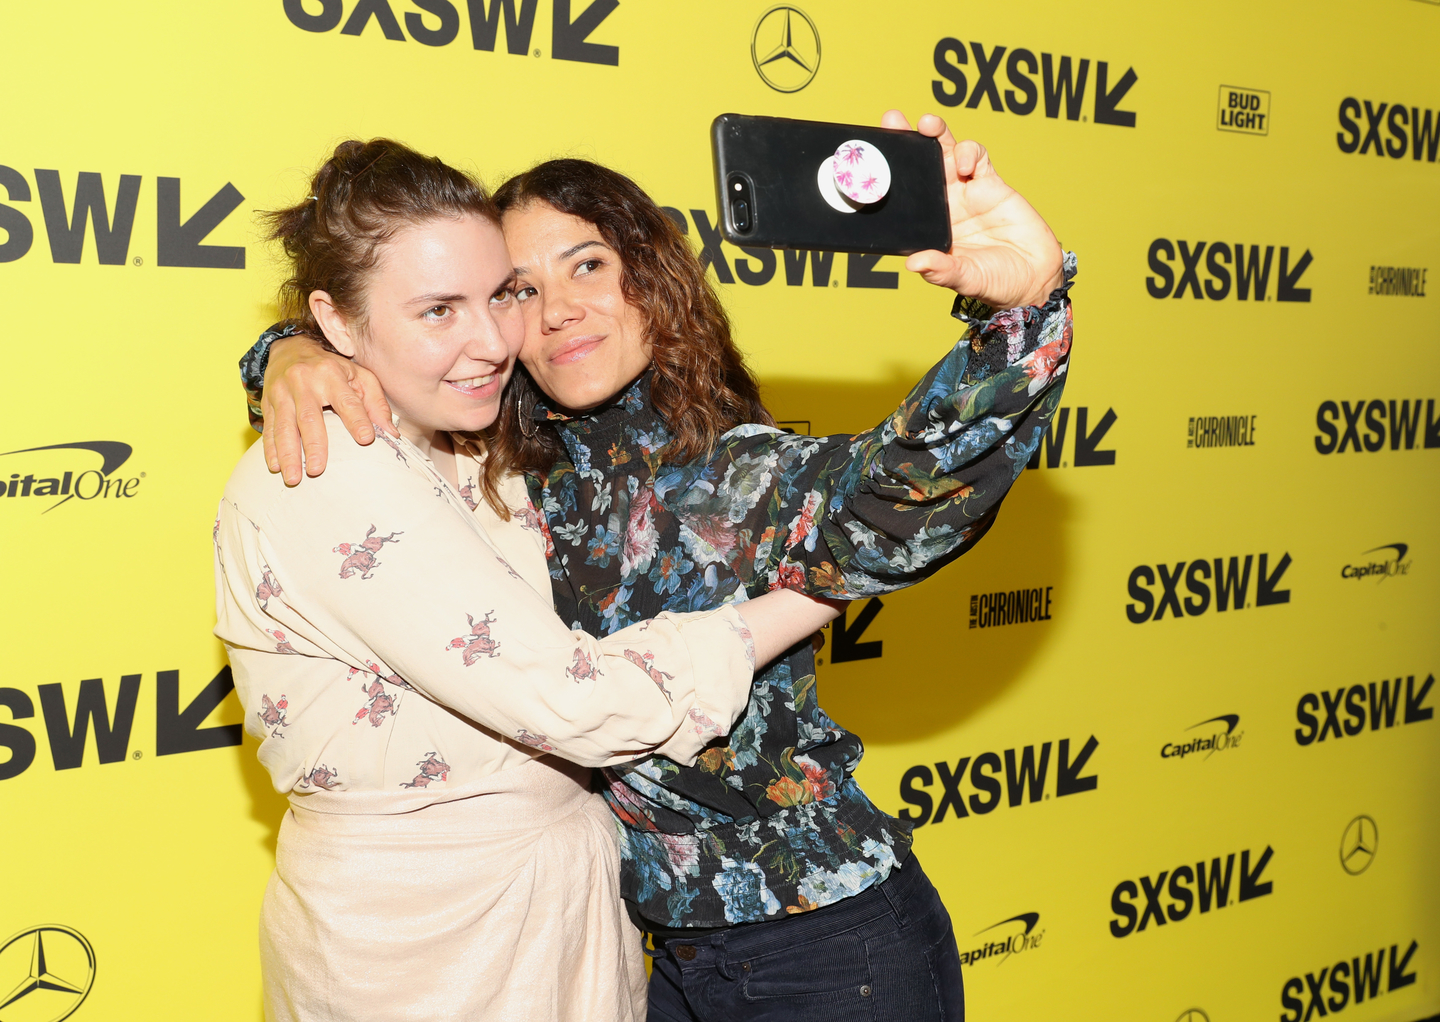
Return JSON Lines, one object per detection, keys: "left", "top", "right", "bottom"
{"left": 817, "top": 139, "right": 892, "bottom": 213}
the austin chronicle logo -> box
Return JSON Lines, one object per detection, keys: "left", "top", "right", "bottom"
{"left": 751, "top": 6, "right": 820, "bottom": 93}
{"left": 0, "top": 925, "right": 96, "bottom": 1022}
{"left": 1340, "top": 815, "right": 1377, "bottom": 875}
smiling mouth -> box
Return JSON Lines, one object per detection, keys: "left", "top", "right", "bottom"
{"left": 445, "top": 373, "right": 500, "bottom": 397}
{"left": 549, "top": 335, "right": 605, "bottom": 365}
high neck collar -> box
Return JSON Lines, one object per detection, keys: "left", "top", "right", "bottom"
{"left": 534, "top": 370, "right": 670, "bottom": 446}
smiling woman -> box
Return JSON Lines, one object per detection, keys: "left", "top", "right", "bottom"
{"left": 216, "top": 138, "right": 841, "bottom": 1022}
{"left": 238, "top": 117, "right": 1075, "bottom": 1021}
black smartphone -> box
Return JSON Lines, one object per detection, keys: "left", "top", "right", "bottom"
{"left": 711, "top": 113, "right": 951, "bottom": 256}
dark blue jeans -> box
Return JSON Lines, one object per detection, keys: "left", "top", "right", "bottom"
{"left": 646, "top": 855, "right": 964, "bottom": 1021}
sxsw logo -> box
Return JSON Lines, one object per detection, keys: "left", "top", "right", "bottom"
{"left": 1293, "top": 673, "right": 1433, "bottom": 746}
{"left": 1147, "top": 240, "right": 1312, "bottom": 302}
{"left": 897, "top": 735, "right": 1098, "bottom": 827}
{"left": 282, "top": 0, "right": 620, "bottom": 65}
{"left": 0, "top": 165, "right": 243, "bottom": 268}
{"left": 1280, "top": 941, "right": 1419, "bottom": 1022}
{"left": 1109, "top": 846, "right": 1274, "bottom": 938}
{"left": 931, "top": 39, "right": 1137, "bottom": 127}
{"left": 1217, "top": 85, "right": 1270, "bottom": 135}
{"left": 0, "top": 668, "right": 242, "bottom": 781}
{"left": 1126, "top": 552, "right": 1291, "bottom": 623}
{"left": 1336, "top": 98, "right": 1440, "bottom": 162}
{"left": 665, "top": 207, "right": 900, "bottom": 290}
{"left": 1024, "top": 406, "right": 1117, "bottom": 469}
{"left": 1314, "top": 399, "right": 1440, "bottom": 453}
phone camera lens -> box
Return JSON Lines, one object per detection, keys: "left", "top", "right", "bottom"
{"left": 726, "top": 173, "right": 754, "bottom": 234}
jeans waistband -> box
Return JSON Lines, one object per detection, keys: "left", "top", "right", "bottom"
{"left": 647, "top": 850, "right": 919, "bottom": 959}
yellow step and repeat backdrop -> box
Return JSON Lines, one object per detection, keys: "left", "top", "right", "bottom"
{"left": 2, "top": 2, "right": 1437, "bottom": 1020}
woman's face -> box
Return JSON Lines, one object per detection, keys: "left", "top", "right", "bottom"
{"left": 314, "top": 215, "right": 524, "bottom": 437}
{"left": 503, "top": 202, "right": 652, "bottom": 415}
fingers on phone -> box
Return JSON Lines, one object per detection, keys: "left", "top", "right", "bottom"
{"left": 881, "top": 108, "right": 912, "bottom": 131}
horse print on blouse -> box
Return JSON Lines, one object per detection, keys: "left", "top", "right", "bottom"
{"left": 298, "top": 763, "right": 340, "bottom": 790}
{"left": 565, "top": 649, "right": 602, "bottom": 682}
{"left": 376, "top": 430, "right": 408, "bottom": 464}
{"left": 447, "top": 612, "right": 500, "bottom": 664}
{"left": 266, "top": 629, "right": 296, "bottom": 654}
{"left": 362, "top": 659, "right": 412, "bottom": 691}
{"left": 255, "top": 567, "right": 283, "bottom": 609}
{"left": 687, "top": 706, "right": 724, "bottom": 738}
{"left": 458, "top": 478, "right": 479, "bottom": 512}
{"left": 515, "top": 501, "right": 555, "bottom": 559}
{"left": 514, "top": 730, "right": 555, "bottom": 753}
{"left": 334, "top": 525, "right": 403, "bottom": 580}
{"left": 622, "top": 649, "right": 674, "bottom": 701}
{"left": 400, "top": 751, "right": 450, "bottom": 788}
{"left": 353, "top": 677, "right": 400, "bottom": 728}
{"left": 257, "top": 694, "right": 291, "bottom": 738}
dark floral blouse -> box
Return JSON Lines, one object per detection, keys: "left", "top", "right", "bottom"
{"left": 241, "top": 254, "right": 1075, "bottom": 929}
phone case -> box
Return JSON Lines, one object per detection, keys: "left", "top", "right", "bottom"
{"left": 711, "top": 113, "right": 951, "bottom": 256}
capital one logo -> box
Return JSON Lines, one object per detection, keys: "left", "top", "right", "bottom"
{"left": 282, "top": 0, "right": 620, "bottom": 65}
{"left": 1, "top": 442, "right": 143, "bottom": 512}
{"left": 0, "top": 166, "right": 243, "bottom": 268}
{"left": 959, "top": 912, "right": 1046, "bottom": 967}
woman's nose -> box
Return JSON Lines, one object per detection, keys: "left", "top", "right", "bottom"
{"left": 541, "top": 286, "right": 581, "bottom": 332}
{"left": 464, "top": 311, "right": 513, "bottom": 363}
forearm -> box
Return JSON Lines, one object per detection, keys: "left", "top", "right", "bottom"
{"left": 781, "top": 254, "right": 1076, "bottom": 596}
{"left": 734, "top": 588, "right": 841, "bottom": 667}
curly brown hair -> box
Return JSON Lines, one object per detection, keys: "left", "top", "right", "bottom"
{"left": 489, "top": 158, "right": 773, "bottom": 478}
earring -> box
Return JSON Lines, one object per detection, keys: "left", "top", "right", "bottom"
{"left": 516, "top": 384, "right": 538, "bottom": 440}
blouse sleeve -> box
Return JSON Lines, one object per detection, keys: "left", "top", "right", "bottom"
{"left": 686, "top": 254, "right": 1075, "bottom": 598}
{"left": 216, "top": 420, "right": 756, "bottom": 768}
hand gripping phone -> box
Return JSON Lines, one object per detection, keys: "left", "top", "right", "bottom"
{"left": 711, "top": 113, "right": 951, "bottom": 256}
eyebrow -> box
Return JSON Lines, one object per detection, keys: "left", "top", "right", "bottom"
{"left": 405, "top": 291, "right": 467, "bottom": 307}
{"left": 559, "top": 240, "right": 605, "bottom": 261}
{"left": 405, "top": 273, "right": 517, "bottom": 307}
{"left": 512, "top": 240, "right": 606, "bottom": 277}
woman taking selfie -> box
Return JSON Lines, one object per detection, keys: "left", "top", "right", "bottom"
{"left": 215, "top": 139, "right": 842, "bottom": 1022}
{"left": 244, "top": 111, "right": 1073, "bottom": 1020}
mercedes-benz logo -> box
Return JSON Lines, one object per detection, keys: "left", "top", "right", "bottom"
{"left": 750, "top": 6, "right": 820, "bottom": 93}
{"left": 0, "top": 925, "right": 95, "bottom": 1022}
{"left": 1340, "top": 815, "right": 1378, "bottom": 875}
{"left": 1175, "top": 1010, "right": 1210, "bottom": 1022}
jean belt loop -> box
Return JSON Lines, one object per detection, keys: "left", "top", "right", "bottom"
{"left": 713, "top": 931, "right": 739, "bottom": 981}
{"left": 878, "top": 864, "right": 913, "bottom": 928}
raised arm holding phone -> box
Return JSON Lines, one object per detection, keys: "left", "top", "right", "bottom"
{"left": 238, "top": 111, "right": 1072, "bottom": 1021}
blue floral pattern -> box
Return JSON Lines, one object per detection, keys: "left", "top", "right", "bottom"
{"left": 240, "top": 257, "right": 1077, "bottom": 929}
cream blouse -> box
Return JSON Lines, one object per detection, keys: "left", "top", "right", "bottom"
{"left": 213, "top": 413, "right": 757, "bottom": 798}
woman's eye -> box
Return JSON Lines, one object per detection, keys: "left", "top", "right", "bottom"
{"left": 490, "top": 287, "right": 513, "bottom": 306}
{"left": 514, "top": 285, "right": 538, "bottom": 303}
{"left": 424, "top": 305, "right": 451, "bottom": 320}
{"left": 575, "top": 258, "right": 601, "bottom": 276}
